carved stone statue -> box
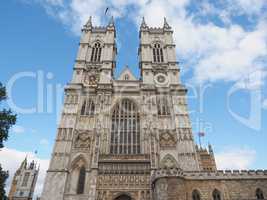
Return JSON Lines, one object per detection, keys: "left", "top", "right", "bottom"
{"left": 74, "top": 132, "right": 91, "bottom": 149}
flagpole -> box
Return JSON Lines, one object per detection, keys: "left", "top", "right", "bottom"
{"left": 199, "top": 133, "right": 202, "bottom": 148}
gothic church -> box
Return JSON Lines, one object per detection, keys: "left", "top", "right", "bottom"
{"left": 41, "top": 17, "right": 267, "bottom": 200}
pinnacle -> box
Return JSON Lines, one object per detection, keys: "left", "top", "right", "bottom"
{"left": 85, "top": 16, "right": 92, "bottom": 27}
{"left": 140, "top": 17, "right": 148, "bottom": 29}
{"left": 108, "top": 16, "right": 115, "bottom": 27}
{"left": 163, "top": 17, "right": 171, "bottom": 29}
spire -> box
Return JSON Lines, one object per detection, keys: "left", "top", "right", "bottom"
{"left": 208, "top": 143, "right": 214, "bottom": 154}
{"left": 163, "top": 17, "right": 171, "bottom": 29}
{"left": 85, "top": 16, "right": 92, "bottom": 27}
{"left": 20, "top": 156, "right": 27, "bottom": 169}
{"left": 29, "top": 160, "right": 35, "bottom": 169}
{"left": 107, "top": 16, "right": 115, "bottom": 28}
{"left": 140, "top": 17, "right": 148, "bottom": 29}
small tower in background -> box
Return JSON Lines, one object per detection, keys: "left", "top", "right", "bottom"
{"left": 196, "top": 144, "right": 217, "bottom": 171}
{"left": 8, "top": 157, "right": 39, "bottom": 200}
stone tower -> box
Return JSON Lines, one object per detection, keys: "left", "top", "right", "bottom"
{"left": 139, "top": 17, "right": 199, "bottom": 171}
{"left": 41, "top": 17, "right": 205, "bottom": 200}
{"left": 8, "top": 158, "right": 39, "bottom": 200}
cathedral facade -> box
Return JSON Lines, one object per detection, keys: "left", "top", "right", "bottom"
{"left": 41, "top": 17, "right": 267, "bottom": 200}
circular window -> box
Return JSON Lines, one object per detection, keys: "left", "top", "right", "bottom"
{"left": 157, "top": 75, "right": 166, "bottom": 83}
{"left": 154, "top": 73, "right": 169, "bottom": 86}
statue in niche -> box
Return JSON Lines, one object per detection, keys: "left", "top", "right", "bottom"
{"left": 74, "top": 131, "right": 91, "bottom": 149}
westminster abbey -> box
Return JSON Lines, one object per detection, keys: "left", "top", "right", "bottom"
{"left": 41, "top": 17, "right": 267, "bottom": 200}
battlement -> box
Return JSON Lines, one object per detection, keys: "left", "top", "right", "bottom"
{"left": 82, "top": 16, "right": 115, "bottom": 33}
{"left": 152, "top": 168, "right": 267, "bottom": 182}
{"left": 140, "top": 17, "right": 173, "bottom": 34}
{"left": 186, "top": 169, "right": 267, "bottom": 180}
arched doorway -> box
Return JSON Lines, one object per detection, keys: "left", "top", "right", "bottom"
{"left": 114, "top": 194, "right": 132, "bottom": 200}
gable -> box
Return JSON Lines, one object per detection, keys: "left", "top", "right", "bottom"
{"left": 117, "top": 66, "right": 137, "bottom": 81}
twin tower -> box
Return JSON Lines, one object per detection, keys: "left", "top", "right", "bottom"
{"left": 40, "top": 17, "right": 267, "bottom": 200}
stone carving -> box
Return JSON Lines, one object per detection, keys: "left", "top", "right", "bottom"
{"left": 159, "top": 131, "right": 177, "bottom": 149}
{"left": 84, "top": 74, "right": 99, "bottom": 86}
{"left": 97, "top": 174, "right": 150, "bottom": 189}
{"left": 74, "top": 131, "right": 91, "bottom": 149}
{"left": 84, "top": 67, "right": 99, "bottom": 87}
{"left": 160, "top": 154, "right": 178, "bottom": 169}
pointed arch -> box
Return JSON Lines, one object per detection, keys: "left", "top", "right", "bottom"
{"left": 256, "top": 188, "right": 265, "bottom": 199}
{"left": 212, "top": 189, "right": 221, "bottom": 200}
{"left": 91, "top": 41, "right": 102, "bottom": 62}
{"left": 192, "top": 189, "right": 201, "bottom": 200}
{"left": 152, "top": 42, "right": 164, "bottom": 63}
{"left": 160, "top": 154, "right": 178, "bottom": 169}
{"left": 113, "top": 193, "right": 132, "bottom": 200}
{"left": 110, "top": 98, "right": 140, "bottom": 155}
{"left": 71, "top": 154, "right": 87, "bottom": 170}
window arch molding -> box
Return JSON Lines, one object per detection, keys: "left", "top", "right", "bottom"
{"left": 70, "top": 154, "right": 88, "bottom": 169}
{"left": 160, "top": 154, "right": 178, "bottom": 169}
{"left": 89, "top": 40, "right": 104, "bottom": 63}
{"left": 110, "top": 98, "right": 140, "bottom": 114}
{"left": 212, "top": 189, "right": 222, "bottom": 200}
{"left": 151, "top": 41, "right": 165, "bottom": 63}
{"left": 256, "top": 188, "right": 265, "bottom": 199}
{"left": 192, "top": 189, "right": 201, "bottom": 200}
{"left": 110, "top": 98, "right": 141, "bottom": 155}
{"left": 113, "top": 192, "right": 133, "bottom": 200}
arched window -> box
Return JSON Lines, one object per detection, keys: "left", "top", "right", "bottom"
{"left": 192, "top": 190, "right": 201, "bottom": 200}
{"left": 22, "top": 172, "right": 30, "bottom": 186}
{"left": 212, "top": 189, "right": 221, "bottom": 200}
{"left": 256, "top": 188, "right": 265, "bottom": 199}
{"left": 157, "top": 96, "right": 170, "bottom": 116}
{"left": 91, "top": 42, "right": 102, "bottom": 62}
{"left": 115, "top": 194, "right": 132, "bottom": 200}
{"left": 81, "top": 99, "right": 95, "bottom": 116}
{"left": 110, "top": 99, "right": 140, "bottom": 154}
{"left": 77, "top": 166, "right": 86, "bottom": 194}
{"left": 153, "top": 43, "right": 164, "bottom": 63}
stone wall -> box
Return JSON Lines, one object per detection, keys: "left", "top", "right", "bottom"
{"left": 153, "top": 169, "right": 267, "bottom": 200}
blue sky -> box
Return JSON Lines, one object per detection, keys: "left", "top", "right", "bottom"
{"left": 0, "top": 0, "right": 267, "bottom": 196}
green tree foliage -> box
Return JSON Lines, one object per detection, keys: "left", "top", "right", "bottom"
{"left": 0, "top": 165, "right": 8, "bottom": 200}
{"left": 0, "top": 82, "right": 16, "bottom": 148}
{"left": 0, "top": 82, "right": 17, "bottom": 199}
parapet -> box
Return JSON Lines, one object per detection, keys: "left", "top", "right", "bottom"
{"left": 185, "top": 169, "right": 267, "bottom": 180}
{"left": 151, "top": 168, "right": 267, "bottom": 182}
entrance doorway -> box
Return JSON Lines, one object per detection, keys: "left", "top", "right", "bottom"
{"left": 114, "top": 194, "right": 132, "bottom": 200}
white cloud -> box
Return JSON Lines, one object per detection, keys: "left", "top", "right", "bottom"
{"left": 11, "top": 125, "right": 25, "bottom": 134}
{"left": 22, "top": 0, "right": 267, "bottom": 88}
{"left": 215, "top": 147, "right": 256, "bottom": 169}
{"left": 0, "top": 148, "right": 49, "bottom": 198}
{"left": 227, "top": 0, "right": 266, "bottom": 16}
{"left": 263, "top": 99, "right": 267, "bottom": 109}
{"left": 40, "top": 138, "right": 49, "bottom": 145}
